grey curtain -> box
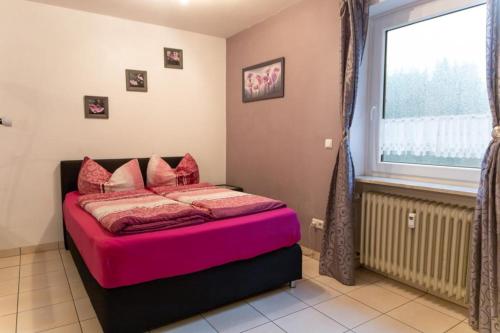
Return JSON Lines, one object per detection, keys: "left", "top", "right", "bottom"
{"left": 319, "top": 0, "right": 369, "bottom": 285}
{"left": 469, "top": 1, "right": 500, "bottom": 332}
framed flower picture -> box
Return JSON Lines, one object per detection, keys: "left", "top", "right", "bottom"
{"left": 125, "top": 69, "right": 148, "bottom": 92}
{"left": 84, "top": 96, "right": 109, "bottom": 119}
{"left": 164, "top": 48, "right": 183, "bottom": 69}
{"left": 242, "top": 57, "right": 285, "bottom": 103}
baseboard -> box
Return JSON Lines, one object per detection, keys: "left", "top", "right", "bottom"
{"left": 300, "top": 245, "right": 361, "bottom": 268}
{"left": 0, "top": 241, "right": 61, "bottom": 258}
{"left": 300, "top": 244, "right": 320, "bottom": 260}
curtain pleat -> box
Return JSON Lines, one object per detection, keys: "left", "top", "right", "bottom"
{"left": 319, "top": 0, "right": 369, "bottom": 285}
{"left": 469, "top": 1, "right": 500, "bottom": 332}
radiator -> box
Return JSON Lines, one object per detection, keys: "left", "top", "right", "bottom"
{"left": 360, "top": 191, "right": 473, "bottom": 305}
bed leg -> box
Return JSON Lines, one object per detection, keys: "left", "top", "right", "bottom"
{"left": 289, "top": 280, "right": 297, "bottom": 288}
{"left": 63, "top": 220, "right": 69, "bottom": 250}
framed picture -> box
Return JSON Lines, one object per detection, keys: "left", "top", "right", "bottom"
{"left": 242, "top": 57, "right": 285, "bottom": 103}
{"left": 125, "top": 69, "right": 148, "bottom": 92}
{"left": 84, "top": 96, "right": 109, "bottom": 119}
{"left": 164, "top": 48, "right": 183, "bottom": 69}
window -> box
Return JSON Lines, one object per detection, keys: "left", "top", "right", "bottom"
{"left": 367, "top": 0, "right": 490, "bottom": 184}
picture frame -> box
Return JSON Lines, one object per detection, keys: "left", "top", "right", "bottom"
{"left": 164, "top": 47, "right": 183, "bottom": 69}
{"left": 84, "top": 96, "right": 109, "bottom": 119}
{"left": 125, "top": 69, "right": 148, "bottom": 92}
{"left": 242, "top": 57, "right": 285, "bottom": 103}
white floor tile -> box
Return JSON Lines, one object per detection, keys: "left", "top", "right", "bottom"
{"left": 0, "top": 267, "right": 19, "bottom": 283}
{"left": 314, "top": 295, "right": 381, "bottom": 329}
{"left": 274, "top": 307, "right": 347, "bottom": 333}
{"left": 63, "top": 263, "right": 80, "bottom": 282}
{"left": 203, "top": 302, "right": 269, "bottom": 333}
{"left": 75, "top": 297, "right": 97, "bottom": 321}
{"left": 0, "top": 279, "right": 19, "bottom": 297}
{"left": 353, "top": 314, "right": 420, "bottom": 333}
{"left": 18, "top": 284, "right": 72, "bottom": 312}
{"left": 19, "top": 270, "right": 69, "bottom": 292}
{"left": 347, "top": 284, "right": 410, "bottom": 312}
{"left": 151, "top": 315, "right": 217, "bottom": 333}
{"left": 42, "top": 322, "right": 82, "bottom": 333}
{"left": 286, "top": 278, "right": 341, "bottom": 306}
{"left": 59, "top": 250, "right": 73, "bottom": 263}
{"left": 414, "top": 294, "right": 468, "bottom": 320}
{"left": 244, "top": 322, "right": 285, "bottom": 333}
{"left": 388, "top": 301, "right": 460, "bottom": 333}
{"left": 20, "top": 250, "right": 61, "bottom": 265}
{"left": 315, "top": 275, "right": 371, "bottom": 294}
{"left": 447, "top": 322, "right": 477, "bottom": 333}
{"left": 303, "top": 258, "right": 320, "bottom": 278}
{"left": 375, "top": 278, "right": 424, "bottom": 300}
{"left": 80, "top": 318, "right": 103, "bottom": 333}
{"left": 0, "top": 256, "right": 20, "bottom": 269}
{"left": 0, "top": 314, "right": 16, "bottom": 333}
{"left": 247, "top": 289, "right": 308, "bottom": 320}
{"left": 69, "top": 278, "right": 88, "bottom": 299}
{"left": 20, "top": 259, "right": 64, "bottom": 277}
{"left": 0, "top": 248, "right": 477, "bottom": 333}
{"left": 0, "top": 294, "right": 18, "bottom": 316}
{"left": 17, "top": 301, "right": 78, "bottom": 333}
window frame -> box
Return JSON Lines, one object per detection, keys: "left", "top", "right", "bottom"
{"left": 365, "top": 0, "right": 487, "bottom": 186}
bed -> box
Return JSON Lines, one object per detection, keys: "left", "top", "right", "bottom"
{"left": 60, "top": 157, "right": 302, "bottom": 333}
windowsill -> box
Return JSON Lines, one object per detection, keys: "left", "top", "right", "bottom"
{"left": 356, "top": 176, "right": 478, "bottom": 198}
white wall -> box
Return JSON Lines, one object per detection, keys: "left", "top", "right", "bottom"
{"left": 0, "top": 0, "right": 226, "bottom": 250}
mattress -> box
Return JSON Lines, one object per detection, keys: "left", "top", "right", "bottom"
{"left": 63, "top": 191, "right": 301, "bottom": 289}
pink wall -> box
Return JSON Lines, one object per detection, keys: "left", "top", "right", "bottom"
{"left": 226, "top": 0, "right": 342, "bottom": 250}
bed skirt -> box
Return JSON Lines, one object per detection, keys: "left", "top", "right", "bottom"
{"left": 67, "top": 234, "right": 302, "bottom": 333}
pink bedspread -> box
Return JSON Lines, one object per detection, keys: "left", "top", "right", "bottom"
{"left": 151, "top": 183, "right": 286, "bottom": 219}
{"left": 78, "top": 189, "right": 211, "bottom": 234}
{"left": 63, "top": 191, "right": 301, "bottom": 289}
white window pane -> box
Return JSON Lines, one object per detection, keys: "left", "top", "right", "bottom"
{"left": 380, "top": 4, "right": 491, "bottom": 169}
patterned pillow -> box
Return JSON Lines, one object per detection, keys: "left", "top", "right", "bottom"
{"left": 77, "top": 157, "right": 112, "bottom": 195}
{"left": 175, "top": 153, "right": 200, "bottom": 185}
{"left": 146, "top": 154, "right": 177, "bottom": 187}
{"left": 103, "top": 159, "right": 145, "bottom": 193}
{"left": 77, "top": 157, "right": 144, "bottom": 194}
{"left": 146, "top": 153, "right": 200, "bottom": 187}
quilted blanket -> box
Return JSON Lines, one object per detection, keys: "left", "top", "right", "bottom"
{"left": 151, "top": 183, "right": 286, "bottom": 219}
{"left": 78, "top": 189, "right": 211, "bottom": 234}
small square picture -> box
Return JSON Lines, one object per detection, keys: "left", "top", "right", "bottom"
{"left": 84, "top": 96, "right": 109, "bottom": 119}
{"left": 164, "top": 48, "right": 183, "bottom": 69}
{"left": 126, "top": 69, "right": 148, "bottom": 92}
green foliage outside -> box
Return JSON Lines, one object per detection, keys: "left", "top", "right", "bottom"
{"left": 384, "top": 60, "right": 489, "bottom": 119}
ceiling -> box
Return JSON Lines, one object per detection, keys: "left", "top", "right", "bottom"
{"left": 28, "top": 0, "right": 302, "bottom": 38}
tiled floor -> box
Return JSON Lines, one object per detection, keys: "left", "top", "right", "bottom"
{"left": 0, "top": 250, "right": 475, "bottom": 333}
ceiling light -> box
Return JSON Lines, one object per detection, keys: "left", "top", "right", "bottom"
{"left": 179, "top": 0, "right": 189, "bottom": 5}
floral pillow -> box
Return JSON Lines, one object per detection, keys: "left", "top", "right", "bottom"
{"left": 77, "top": 157, "right": 144, "bottom": 194}
{"left": 146, "top": 154, "right": 177, "bottom": 187}
{"left": 175, "top": 153, "right": 200, "bottom": 185}
{"left": 146, "top": 153, "right": 200, "bottom": 187}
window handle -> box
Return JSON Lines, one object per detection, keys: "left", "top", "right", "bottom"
{"left": 370, "top": 106, "right": 377, "bottom": 121}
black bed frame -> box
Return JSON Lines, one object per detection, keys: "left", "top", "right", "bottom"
{"left": 60, "top": 157, "right": 302, "bottom": 333}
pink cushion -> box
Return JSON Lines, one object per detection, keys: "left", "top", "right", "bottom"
{"left": 77, "top": 157, "right": 112, "bottom": 195}
{"left": 77, "top": 158, "right": 144, "bottom": 194}
{"left": 146, "top": 155, "right": 177, "bottom": 187}
{"left": 146, "top": 153, "right": 200, "bottom": 187}
{"left": 176, "top": 153, "right": 199, "bottom": 185}
{"left": 104, "top": 159, "right": 145, "bottom": 192}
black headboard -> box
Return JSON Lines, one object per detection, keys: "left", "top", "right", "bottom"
{"left": 60, "top": 156, "right": 183, "bottom": 201}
